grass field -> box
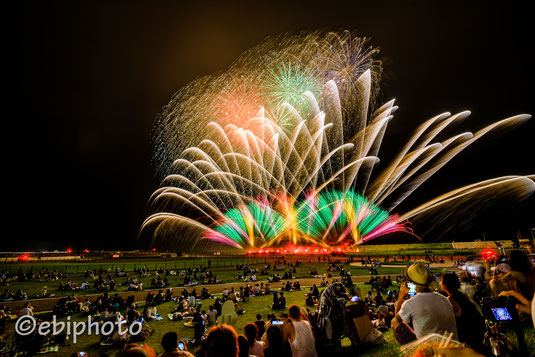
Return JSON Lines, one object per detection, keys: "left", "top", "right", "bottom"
{"left": 2, "top": 250, "right": 534, "bottom": 356}
{"left": 1, "top": 259, "right": 414, "bottom": 300}
{"left": 3, "top": 284, "right": 534, "bottom": 357}
{"left": 1, "top": 242, "right": 475, "bottom": 301}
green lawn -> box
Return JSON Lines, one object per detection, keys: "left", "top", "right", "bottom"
{"left": 2, "top": 261, "right": 411, "bottom": 300}
{"left": 4, "top": 286, "right": 403, "bottom": 356}
{"left": 3, "top": 282, "right": 534, "bottom": 356}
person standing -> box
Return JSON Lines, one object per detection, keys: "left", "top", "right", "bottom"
{"left": 283, "top": 305, "right": 316, "bottom": 357}
{"left": 244, "top": 323, "right": 265, "bottom": 356}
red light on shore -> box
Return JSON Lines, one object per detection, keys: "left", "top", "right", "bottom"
{"left": 482, "top": 249, "right": 496, "bottom": 260}
{"left": 83, "top": 249, "right": 89, "bottom": 253}
{"left": 18, "top": 255, "right": 29, "bottom": 262}
{"left": 66, "top": 249, "right": 72, "bottom": 253}
{"left": 276, "top": 250, "right": 280, "bottom": 253}
{"left": 337, "top": 248, "right": 341, "bottom": 252}
{"left": 315, "top": 249, "right": 318, "bottom": 252}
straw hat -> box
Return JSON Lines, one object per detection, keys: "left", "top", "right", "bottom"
{"left": 402, "top": 262, "right": 434, "bottom": 287}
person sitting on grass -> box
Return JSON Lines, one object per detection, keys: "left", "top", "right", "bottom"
{"left": 155, "top": 290, "right": 165, "bottom": 304}
{"left": 0, "top": 290, "right": 13, "bottom": 301}
{"left": 392, "top": 262, "right": 457, "bottom": 344}
{"left": 206, "top": 305, "right": 217, "bottom": 324}
{"left": 165, "top": 288, "right": 173, "bottom": 302}
{"left": 38, "top": 286, "right": 50, "bottom": 298}
{"left": 20, "top": 302, "right": 33, "bottom": 316}
{"left": 159, "top": 331, "right": 193, "bottom": 357}
{"left": 278, "top": 292, "right": 286, "bottom": 309}
{"left": 146, "top": 291, "right": 154, "bottom": 306}
{"left": 143, "top": 305, "right": 156, "bottom": 321}
{"left": 201, "top": 288, "right": 211, "bottom": 299}
{"left": 271, "top": 293, "right": 280, "bottom": 309}
{"left": 14, "top": 290, "right": 27, "bottom": 300}
{"left": 371, "top": 304, "right": 390, "bottom": 331}
{"left": 305, "top": 293, "right": 317, "bottom": 308}
{"left": 284, "top": 282, "right": 292, "bottom": 291}
{"left": 214, "top": 298, "right": 222, "bottom": 316}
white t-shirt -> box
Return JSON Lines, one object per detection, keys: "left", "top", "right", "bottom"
{"left": 249, "top": 340, "right": 264, "bottom": 357}
{"left": 398, "top": 292, "right": 458, "bottom": 340}
{"left": 21, "top": 307, "right": 33, "bottom": 316}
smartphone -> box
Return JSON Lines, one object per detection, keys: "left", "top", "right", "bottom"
{"left": 78, "top": 353, "right": 86, "bottom": 357}
{"left": 491, "top": 307, "right": 513, "bottom": 321}
{"left": 350, "top": 296, "right": 359, "bottom": 302}
{"left": 272, "top": 320, "right": 283, "bottom": 325}
{"left": 178, "top": 342, "right": 185, "bottom": 350}
{"left": 407, "top": 282, "right": 416, "bottom": 297}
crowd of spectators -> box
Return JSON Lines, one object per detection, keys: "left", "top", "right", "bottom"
{"left": 2, "top": 250, "right": 535, "bottom": 357}
{"left": 108, "top": 249, "right": 534, "bottom": 357}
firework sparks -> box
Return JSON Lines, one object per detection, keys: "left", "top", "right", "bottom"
{"left": 142, "top": 31, "right": 534, "bottom": 252}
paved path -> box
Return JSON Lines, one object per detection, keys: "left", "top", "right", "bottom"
{"left": 350, "top": 262, "right": 456, "bottom": 269}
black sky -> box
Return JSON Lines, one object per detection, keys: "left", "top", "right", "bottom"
{"left": 6, "top": 1, "right": 534, "bottom": 251}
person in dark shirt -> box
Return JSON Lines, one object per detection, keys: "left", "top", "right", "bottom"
{"left": 278, "top": 292, "right": 287, "bottom": 308}
{"left": 254, "top": 314, "right": 265, "bottom": 339}
{"left": 192, "top": 307, "right": 205, "bottom": 341}
{"left": 263, "top": 325, "right": 292, "bottom": 357}
{"left": 272, "top": 293, "right": 280, "bottom": 309}
{"left": 440, "top": 273, "right": 485, "bottom": 352}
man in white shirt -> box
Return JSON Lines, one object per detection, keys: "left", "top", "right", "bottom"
{"left": 20, "top": 303, "right": 33, "bottom": 316}
{"left": 393, "top": 262, "right": 457, "bottom": 343}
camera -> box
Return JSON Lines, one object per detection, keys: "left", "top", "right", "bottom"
{"left": 481, "top": 296, "right": 518, "bottom": 322}
{"left": 272, "top": 320, "right": 284, "bottom": 325}
{"left": 481, "top": 295, "right": 528, "bottom": 355}
{"left": 178, "top": 342, "right": 185, "bottom": 350}
{"left": 350, "top": 296, "right": 359, "bottom": 302}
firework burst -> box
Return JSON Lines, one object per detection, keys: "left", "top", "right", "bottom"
{"left": 143, "top": 31, "right": 534, "bottom": 252}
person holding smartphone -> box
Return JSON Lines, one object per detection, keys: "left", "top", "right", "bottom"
{"left": 392, "top": 262, "right": 458, "bottom": 344}
{"left": 159, "top": 332, "right": 193, "bottom": 357}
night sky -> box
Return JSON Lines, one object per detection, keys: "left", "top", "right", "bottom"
{"left": 7, "top": 1, "right": 534, "bottom": 251}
